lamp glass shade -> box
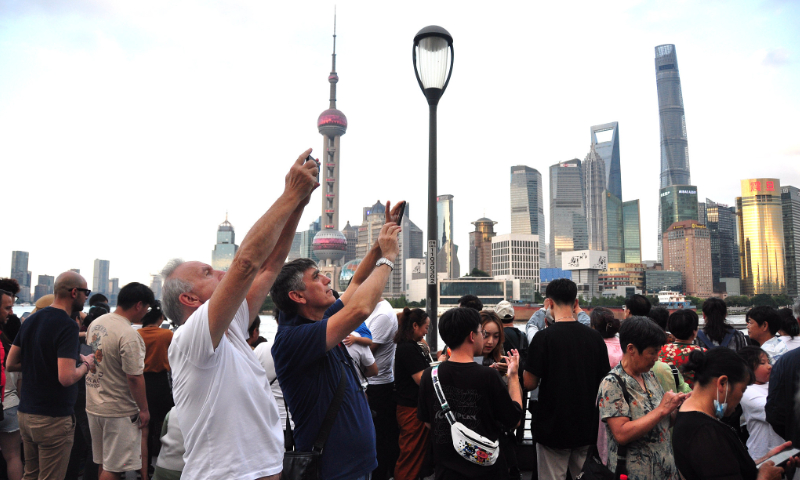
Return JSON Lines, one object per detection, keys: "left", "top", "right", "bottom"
{"left": 415, "top": 36, "right": 451, "bottom": 90}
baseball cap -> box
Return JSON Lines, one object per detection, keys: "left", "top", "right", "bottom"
{"left": 495, "top": 301, "right": 515, "bottom": 321}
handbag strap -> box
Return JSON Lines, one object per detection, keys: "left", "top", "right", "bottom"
{"left": 431, "top": 365, "right": 457, "bottom": 425}
{"left": 608, "top": 373, "right": 629, "bottom": 462}
{"left": 311, "top": 348, "right": 348, "bottom": 454}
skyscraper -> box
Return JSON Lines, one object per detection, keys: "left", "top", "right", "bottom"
{"left": 605, "top": 192, "right": 624, "bottom": 264}
{"left": 659, "top": 186, "right": 699, "bottom": 236}
{"left": 510, "top": 166, "right": 546, "bottom": 266}
{"left": 655, "top": 44, "right": 692, "bottom": 260}
{"left": 583, "top": 145, "right": 607, "bottom": 251}
{"left": 736, "top": 178, "right": 786, "bottom": 295}
{"left": 706, "top": 199, "right": 741, "bottom": 292}
{"left": 437, "top": 195, "right": 460, "bottom": 279}
{"left": 781, "top": 186, "right": 800, "bottom": 298}
{"left": 355, "top": 200, "right": 409, "bottom": 297}
{"left": 469, "top": 217, "right": 497, "bottom": 275}
{"left": 10, "top": 251, "right": 31, "bottom": 302}
{"left": 662, "top": 220, "right": 713, "bottom": 297}
{"left": 342, "top": 221, "right": 357, "bottom": 263}
{"left": 549, "top": 159, "right": 588, "bottom": 268}
{"left": 37, "top": 275, "right": 54, "bottom": 295}
{"left": 93, "top": 259, "right": 110, "bottom": 296}
{"left": 622, "top": 200, "right": 642, "bottom": 263}
{"left": 590, "top": 122, "right": 621, "bottom": 199}
{"left": 314, "top": 17, "right": 348, "bottom": 266}
{"left": 211, "top": 215, "right": 239, "bottom": 272}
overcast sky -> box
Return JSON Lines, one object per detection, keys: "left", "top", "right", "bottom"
{"left": 1, "top": 0, "right": 799, "bottom": 290}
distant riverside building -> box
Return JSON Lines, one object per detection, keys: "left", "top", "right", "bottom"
{"left": 655, "top": 44, "right": 693, "bottom": 260}
{"left": 583, "top": 145, "right": 607, "bottom": 252}
{"left": 491, "top": 234, "right": 540, "bottom": 282}
{"left": 288, "top": 232, "right": 303, "bottom": 262}
{"left": 737, "top": 178, "right": 786, "bottom": 296}
{"left": 469, "top": 217, "right": 497, "bottom": 275}
{"left": 108, "top": 278, "right": 120, "bottom": 304}
{"left": 550, "top": 159, "right": 588, "bottom": 268}
{"left": 605, "top": 194, "right": 642, "bottom": 264}
{"left": 659, "top": 185, "right": 699, "bottom": 261}
{"left": 11, "top": 251, "right": 31, "bottom": 302}
{"left": 211, "top": 215, "right": 239, "bottom": 272}
{"left": 562, "top": 250, "right": 607, "bottom": 300}
{"left": 600, "top": 263, "right": 645, "bottom": 291}
{"left": 436, "top": 195, "right": 460, "bottom": 279}
{"left": 705, "top": 199, "right": 741, "bottom": 292}
{"left": 510, "top": 165, "right": 546, "bottom": 267}
{"left": 33, "top": 285, "right": 49, "bottom": 302}
{"left": 356, "top": 200, "right": 415, "bottom": 297}
{"left": 93, "top": 259, "right": 110, "bottom": 296}
{"left": 399, "top": 203, "right": 424, "bottom": 296}
{"left": 719, "top": 277, "right": 741, "bottom": 297}
{"left": 782, "top": 186, "right": 800, "bottom": 298}
{"left": 439, "top": 277, "right": 516, "bottom": 309}
{"left": 662, "top": 220, "right": 713, "bottom": 297}
{"left": 697, "top": 201, "right": 707, "bottom": 226}
{"left": 37, "top": 275, "right": 54, "bottom": 295}
{"left": 590, "top": 122, "right": 622, "bottom": 200}
{"left": 622, "top": 200, "right": 642, "bottom": 263}
{"left": 540, "top": 268, "right": 572, "bottom": 283}
{"left": 645, "top": 270, "right": 683, "bottom": 294}
{"left": 342, "top": 221, "right": 357, "bottom": 263}
{"left": 150, "top": 274, "right": 163, "bottom": 301}
{"left": 300, "top": 217, "right": 321, "bottom": 263}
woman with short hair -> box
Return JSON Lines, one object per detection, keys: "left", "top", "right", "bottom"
{"left": 659, "top": 310, "right": 706, "bottom": 388}
{"left": 597, "top": 316, "right": 687, "bottom": 479}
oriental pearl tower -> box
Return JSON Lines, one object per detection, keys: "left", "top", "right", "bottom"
{"left": 312, "top": 16, "right": 348, "bottom": 267}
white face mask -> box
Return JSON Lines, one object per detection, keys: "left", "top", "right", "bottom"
{"left": 714, "top": 383, "right": 729, "bottom": 419}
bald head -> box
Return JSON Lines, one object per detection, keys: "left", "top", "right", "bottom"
{"left": 54, "top": 271, "right": 87, "bottom": 299}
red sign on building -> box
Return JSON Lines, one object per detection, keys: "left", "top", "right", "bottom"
{"left": 766, "top": 181, "right": 775, "bottom": 192}
{"left": 750, "top": 181, "right": 761, "bottom": 192}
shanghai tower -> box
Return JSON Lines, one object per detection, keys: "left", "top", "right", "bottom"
{"left": 655, "top": 44, "right": 691, "bottom": 187}
{"left": 655, "top": 44, "right": 696, "bottom": 261}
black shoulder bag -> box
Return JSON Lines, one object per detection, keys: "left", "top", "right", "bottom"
{"left": 282, "top": 359, "right": 347, "bottom": 480}
{"left": 578, "top": 373, "right": 631, "bottom": 480}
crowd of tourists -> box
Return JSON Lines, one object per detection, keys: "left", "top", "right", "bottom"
{"left": 1, "top": 151, "right": 800, "bottom": 480}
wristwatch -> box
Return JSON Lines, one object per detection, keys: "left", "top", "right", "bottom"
{"left": 375, "top": 258, "right": 394, "bottom": 270}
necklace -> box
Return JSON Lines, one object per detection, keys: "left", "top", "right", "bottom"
{"left": 554, "top": 316, "right": 574, "bottom": 322}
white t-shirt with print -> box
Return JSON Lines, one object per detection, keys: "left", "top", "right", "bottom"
{"left": 741, "top": 383, "right": 785, "bottom": 460}
{"left": 169, "top": 300, "right": 283, "bottom": 480}
{"left": 365, "top": 300, "right": 398, "bottom": 385}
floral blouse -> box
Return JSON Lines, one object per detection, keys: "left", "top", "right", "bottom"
{"left": 597, "top": 363, "right": 680, "bottom": 480}
{"left": 658, "top": 342, "right": 705, "bottom": 388}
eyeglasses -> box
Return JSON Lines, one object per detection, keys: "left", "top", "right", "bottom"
{"left": 73, "top": 288, "right": 92, "bottom": 296}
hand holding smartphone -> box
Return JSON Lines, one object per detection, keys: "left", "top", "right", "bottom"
{"left": 305, "top": 155, "right": 320, "bottom": 182}
{"left": 757, "top": 447, "right": 800, "bottom": 469}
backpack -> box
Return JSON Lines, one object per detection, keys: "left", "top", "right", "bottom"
{"left": 697, "top": 329, "right": 734, "bottom": 349}
{"left": 503, "top": 326, "right": 528, "bottom": 379}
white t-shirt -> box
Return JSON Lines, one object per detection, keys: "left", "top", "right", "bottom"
{"left": 155, "top": 407, "right": 185, "bottom": 472}
{"left": 741, "top": 383, "right": 785, "bottom": 460}
{"left": 781, "top": 335, "right": 800, "bottom": 351}
{"left": 345, "top": 331, "right": 376, "bottom": 388}
{"left": 253, "top": 341, "right": 294, "bottom": 429}
{"left": 365, "top": 300, "right": 398, "bottom": 385}
{"left": 169, "top": 300, "right": 283, "bottom": 479}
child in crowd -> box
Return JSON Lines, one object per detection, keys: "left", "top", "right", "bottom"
{"left": 738, "top": 346, "right": 785, "bottom": 460}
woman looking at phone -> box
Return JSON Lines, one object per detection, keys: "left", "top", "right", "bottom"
{"left": 479, "top": 310, "right": 507, "bottom": 376}
{"left": 674, "top": 348, "right": 798, "bottom": 480}
{"left": 392, "top": 308, "right": 431, "bottom": 480}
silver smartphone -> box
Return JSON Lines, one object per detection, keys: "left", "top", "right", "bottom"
{"left": 756, "top": 447, "right": 800, "bottom": 469}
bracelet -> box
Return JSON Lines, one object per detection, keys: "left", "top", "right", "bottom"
{"left": 83, "top": 362, "right": 91, "bottom": 370}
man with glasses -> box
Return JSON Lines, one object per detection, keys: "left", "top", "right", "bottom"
{"left": 85, "top": 282, "right": 154, "bottom": 480}
{"left": 6, "top": 271, "right": 95, "bottom": 480}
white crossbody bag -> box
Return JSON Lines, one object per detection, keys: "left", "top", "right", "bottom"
{"left": 431, "top": 365, "right": 499, "bottom": 466}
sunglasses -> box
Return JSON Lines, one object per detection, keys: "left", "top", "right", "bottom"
{"left": 73, "top": 288, "right": 92, "bottom": 296}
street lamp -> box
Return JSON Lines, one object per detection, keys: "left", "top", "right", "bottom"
{"left": 413, "top": 25, "right": 453, "bottom": 352}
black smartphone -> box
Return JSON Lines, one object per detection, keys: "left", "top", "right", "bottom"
{"left": 305, "top": 155, "right": 320, "bottom": 182}
{"left": 396, "top": 201, "right": 406, "bottom": 223}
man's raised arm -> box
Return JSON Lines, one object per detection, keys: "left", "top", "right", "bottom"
{"left": 339, "top": 200, "right": 404, "bottom": 306}
{"left": 325, "top": 222, "right": 400, "bottom": 350}
{"left": 208, "top": 149, "right": 318, "bottom": 348}
{"left": 245, "top": 195, "right": 310, "bottom": 323}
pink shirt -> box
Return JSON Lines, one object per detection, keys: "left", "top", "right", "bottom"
{"left": 604, "top": 337, "right": 623, "bottom": 369}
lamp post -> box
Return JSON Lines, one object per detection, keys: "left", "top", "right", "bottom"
{"left": 413, "top": 26, "right": 453, "bottom": 352}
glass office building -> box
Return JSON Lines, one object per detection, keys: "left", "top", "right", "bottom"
{"left": 660, "top": 185, "right": 699, "bottom": 235}
{"left": 590, "top": 122, "right": 621, "bottom": 200}
{"left": 583, "top": 146, "right": 607, "bottom": 251}
{"left": 645, "top": 270, "right": 683, "bottom": 293}
{"left": 549, "top": 159, "right": 588, "bottom": 268}
{"left": 605, "top": 192, "right": 624, "bottom": 263}
{"left": 622, "top": 200, "right": 642, "bottom": 263}
{"left": 706, "top": 199, "right": 741, "bottom": 291}
{"left": 781, "top": 186, "right": 800, "bottom": 298}
{"left": 655, "top": 45, "right": 691, "bottom": 188}
{"left": 737, "top": 178, "right": 786, "bottom": 295}
{"left": 510, "top": 166, "right": 546, "bottom": 266}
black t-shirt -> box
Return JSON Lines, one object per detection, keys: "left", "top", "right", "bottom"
{"left": 13, "top": 307, "right": 80, "bottom": 416}
{"left": 524, "top": 321, "right": 610, "bottom": 449}
{"left": 673, "top": 410, "right": 758, "bottom": 480}
{"left": 394, "top": 340, "right": 431, "bottom": 408}
{"left": 418, "top": 361, "right": 522, "bottom": 480}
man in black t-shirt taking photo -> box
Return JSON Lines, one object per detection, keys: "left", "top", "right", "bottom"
{"left": 523, "top": 278, "right": 610, "bottom": 479}
{"left": 418, "top": 307, "right": 522, "bottom": 480}
{"left": 7, "top": 271, "right": 96, "bottom": 480}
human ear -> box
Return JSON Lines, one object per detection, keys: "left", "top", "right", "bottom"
{"left": 178, "top": 292, "right": 200, "bottom": 308}
{"left": 287, "top": 290, "right": 306, "bottom": 305}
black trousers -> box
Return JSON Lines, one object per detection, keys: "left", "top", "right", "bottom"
{"left": 366, "top": 383, "right": 399, "bottom": 480}
{"left": 144, "top": 371, "right": 174, "bottom": 461}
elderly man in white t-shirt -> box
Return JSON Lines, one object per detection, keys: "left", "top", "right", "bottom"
{"left": 160, "top": 150, "right": 318, "bottom": 480}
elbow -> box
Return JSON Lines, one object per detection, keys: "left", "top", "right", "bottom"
{"left": 350, "top": 304, "right": 373, "bottom": 323}
{"left": 230, "top": 256, "right": 258, "bottom": 278}
{"left": 58, "top": 375, "right": 72, "bottom": 388}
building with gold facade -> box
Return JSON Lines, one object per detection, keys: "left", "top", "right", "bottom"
{"left": 599, "top": 263, "right": 646, "bottom": 291}
{"left": 662, "top": 220, "right": 713, "bottom": 297}
{"left": 736, "top": 178, "right": 786, "bottom": 295}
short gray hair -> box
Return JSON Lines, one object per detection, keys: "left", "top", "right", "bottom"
{"left": 271, "top": 258, "right": 317, "bottom": 315}
{"left": 161, "top": 259, "right": 193, "bottom": 324}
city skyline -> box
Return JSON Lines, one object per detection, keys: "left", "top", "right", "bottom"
{"left": 1, "top": 2, "right": 798, "bottom": 287}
